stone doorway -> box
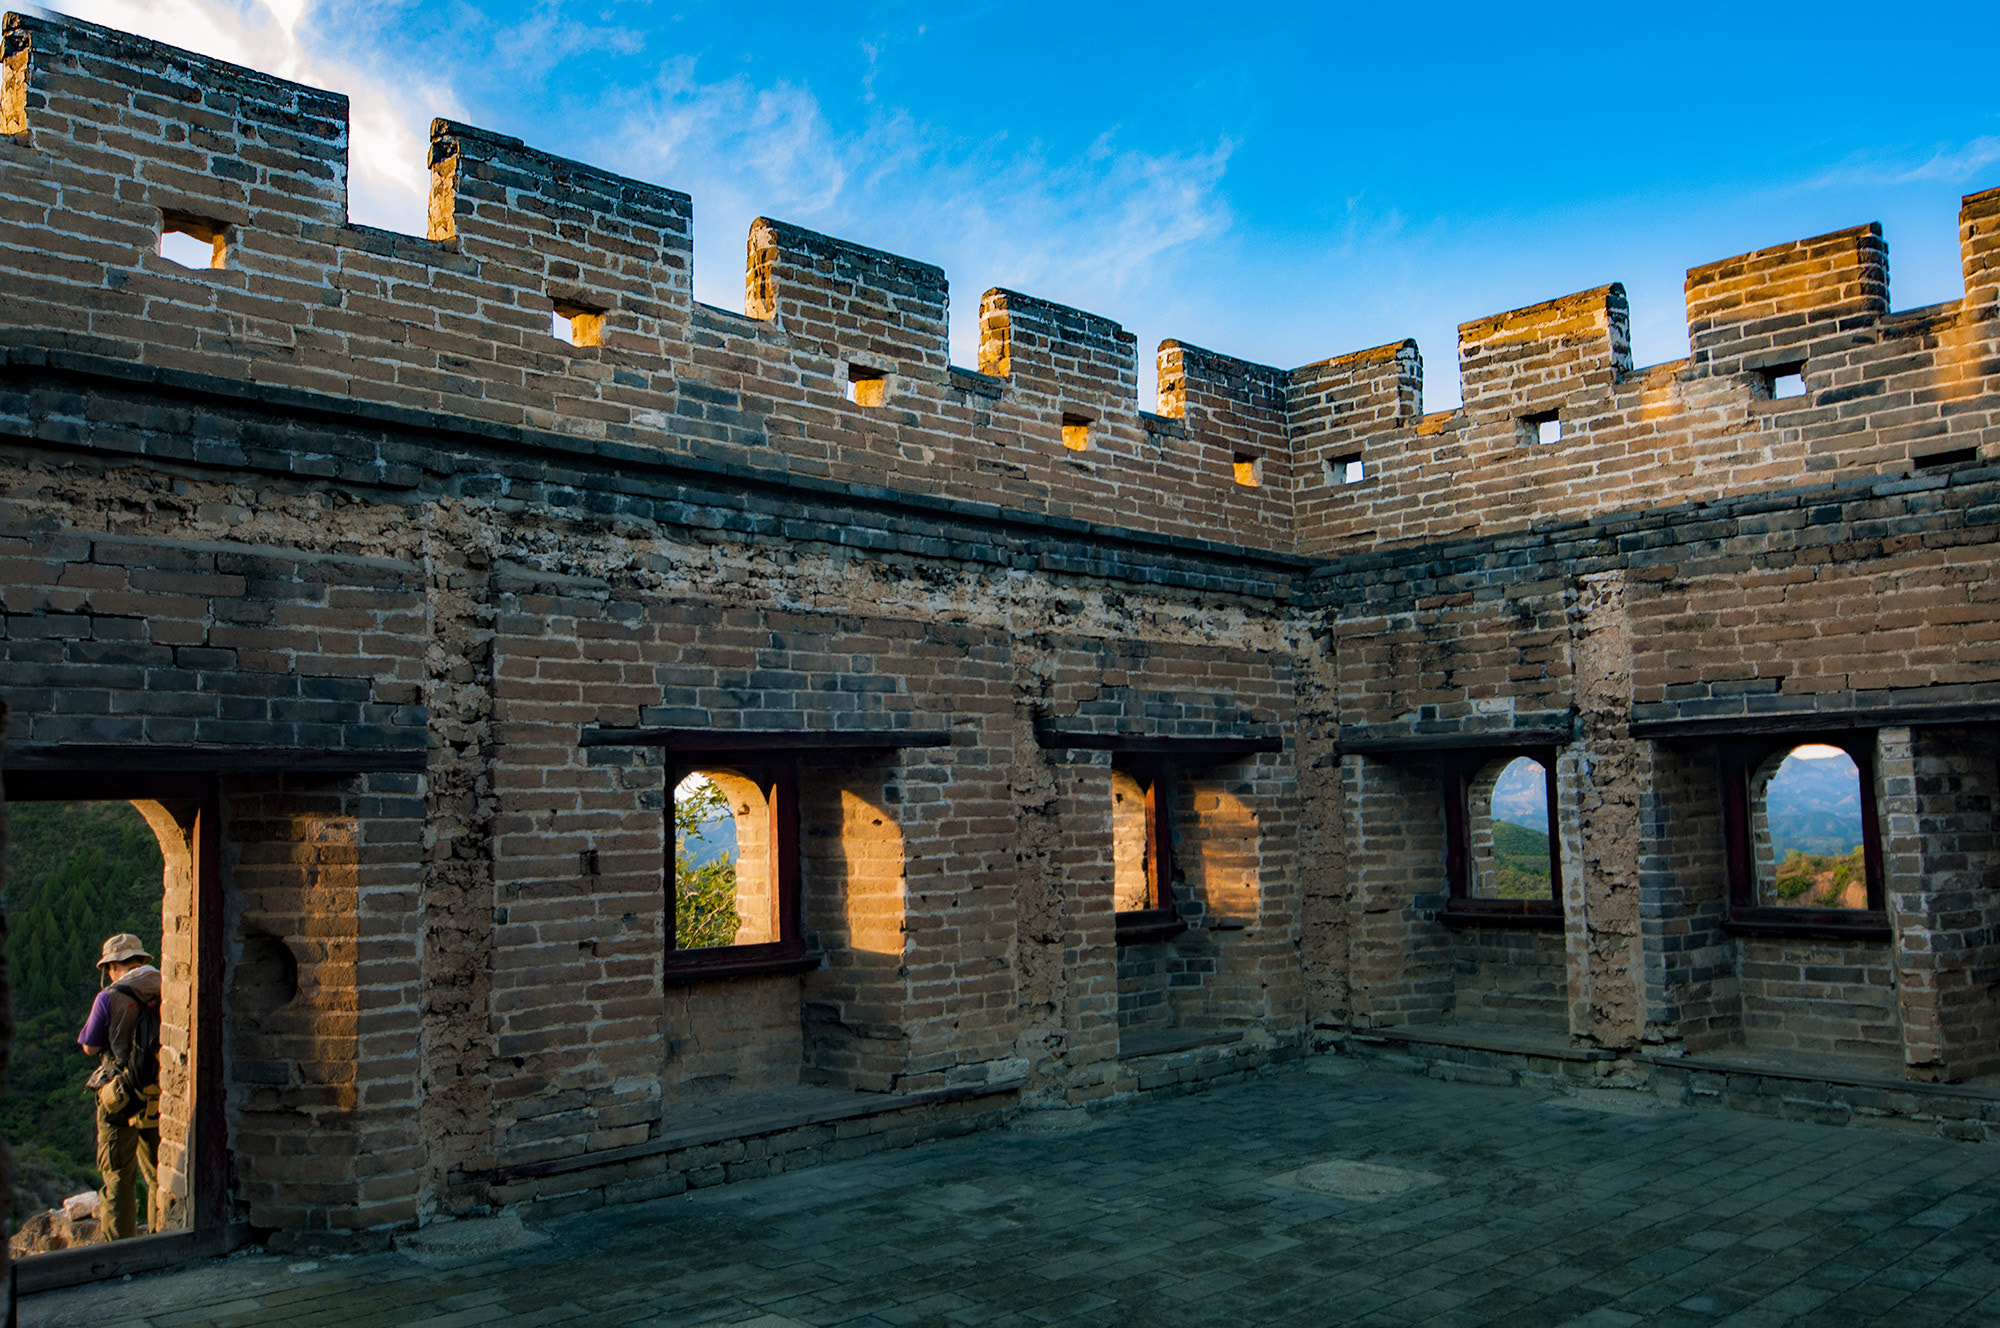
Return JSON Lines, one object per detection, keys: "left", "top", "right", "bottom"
{"left": 1, "top": 770, "right": 227, "bottom": 1289}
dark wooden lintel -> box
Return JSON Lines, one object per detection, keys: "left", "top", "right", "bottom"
{"left": 583, "top": 728, "right": 952, "bottom": 751}
{"left": 3, "top": 745, "right": 426, "bottom": 775}
{"left": 1338, "top": 728, "right": 1570, "bottom": 755}
{"left": 1630, "top": 704, "right": 2000, "bottom": 740}
{"left": 1033, "top": 731, "right": 1282, "bottom": 756}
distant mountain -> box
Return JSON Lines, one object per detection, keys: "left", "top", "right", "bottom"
{"left": 1490, "top": 758, "right": 1549, "bottom": 832}
{"left": 1766, "top": 753, "right": 1863, "bottom": 856}
{"left": 684, "top": 816, "right": 737, "bottom": 867}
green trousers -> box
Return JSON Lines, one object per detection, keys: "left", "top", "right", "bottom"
{"left": 95, "top": 1099, "right": 158, "bottom": 1241}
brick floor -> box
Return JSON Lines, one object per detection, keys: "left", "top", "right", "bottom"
{"left": 25, "top": 1059, "right": 2000, "bottom": 1327}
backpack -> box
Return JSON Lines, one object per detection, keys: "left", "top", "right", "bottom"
{"left": 105, "top": 980, "right": 162, "bottom": 1097}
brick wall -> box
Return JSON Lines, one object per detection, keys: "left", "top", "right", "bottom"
{"left": 1634, "top": 743, "right": 1738, "bottom": 1052}
{"left": 1447, "top": 929, "right": 1567, "bottom": 1031}
{"left": 223, "top": 772, "right": 425, "bottom": 1235}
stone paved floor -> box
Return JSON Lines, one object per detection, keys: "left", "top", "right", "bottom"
{"left": 25, "top": 1058, "right": 2000, "bottom": 1327}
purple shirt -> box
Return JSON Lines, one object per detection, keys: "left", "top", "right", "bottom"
{"left": 78, "top": 966, "right": 159, "bottom": 1051}
{"left": 78, "top": 986, "right": 115, "bottom": 1051}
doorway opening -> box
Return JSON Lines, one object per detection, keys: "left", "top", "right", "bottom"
{"left": 1, "top": 770, "right": 224, "bottom": 1287}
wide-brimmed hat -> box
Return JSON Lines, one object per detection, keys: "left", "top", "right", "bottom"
{"left": 97, "top": 933, "right": 151, "bottom": 969}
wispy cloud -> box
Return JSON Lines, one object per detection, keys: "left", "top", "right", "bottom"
{"left": 1800, "top": 135, "right": 2000, "bottom": 192}
{"left": 591, "top": 75, "right": 1231, "bottom": 352}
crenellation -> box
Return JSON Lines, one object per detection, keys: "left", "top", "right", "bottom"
{"left": 21, "top": 7, "right": 1994, "bottom": 557}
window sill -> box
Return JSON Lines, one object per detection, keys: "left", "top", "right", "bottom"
{"left": 1115, "top": 909, "right": 1188, "bottom": 945}
{"left": 663, "top": 943, "right": 819, "bottom": 985}
{"left": 1724, "top": 910, "right": 1891, "bottom": 943}
{"left": 1439, "top": 901, "right": 1564, "bottom": 931}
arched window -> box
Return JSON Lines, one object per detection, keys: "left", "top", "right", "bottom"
{"left": 668, "top": 759, "right": 804, "bottom": 976}
{"left": 1443, "top": 747, "right": 1562, "bottom": 923}
{"left": 1, "top": 791, "right": 206, "bottom": 1253}
{"left": 1723, "top": 736, "right": 1883, "bottom": 930}
{"left": 1110, "top": 766, "right": 1153, "bottom": 914}
{"left": 1470, "top": 756, "right": 1556, "bottom": 901}
{"left": 1109, "top": 755, "right": 1185, "bottom": 943}
{"left": 1751, "top": 744, "right": 1869, "bottom": 911}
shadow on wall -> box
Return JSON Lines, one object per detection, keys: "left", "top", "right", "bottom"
{"left": 803, "top": 766, "right": 908, "bottom": 1094}
{"left": 1186, "top": 776, "right": 1259, "bottom": 928}
{"left": 224, "top": 777, "right": 361, "bottom": 1233}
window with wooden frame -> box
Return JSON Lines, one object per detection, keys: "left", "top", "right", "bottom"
{"left": 1442, "top": 748, "right": 1563, "bottom": 927}
{"left": 1111, "top": 754, "right": 1186, "bottom": 944}
{"left": 666, "top": 756, "right": 813, "bottom": 982}
{"left": 1721, "top": 735, "right": 1886, "bottom": 938}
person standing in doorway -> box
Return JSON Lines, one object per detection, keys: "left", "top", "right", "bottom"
{"left": 77, "top": 933, "right": 162, "bottom": 1241}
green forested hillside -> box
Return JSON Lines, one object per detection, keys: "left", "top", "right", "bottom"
{"left": 1491, "top": 820, "right": 1553, "bottom": 899}
{"left": 2, "top": 801, "right": 165, "bottom": 1218}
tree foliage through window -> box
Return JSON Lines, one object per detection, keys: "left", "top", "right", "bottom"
{"left": 673, "top": 775, "right": 741, "bottom": 949}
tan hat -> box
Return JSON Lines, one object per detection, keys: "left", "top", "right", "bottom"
{"left": 97, "top": 933, "right": 150, "bottom": 969}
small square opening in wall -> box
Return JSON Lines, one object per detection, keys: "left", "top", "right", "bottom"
{"left": 1521, "top": 411, "right": 1561, "bottom": 446}
{"left": 846, "top": 365, "right": 888, "bottom": 408}
{"left": 1232, "top": 452, "right": 1263, "bottom": 487}
{"left": 1327, "top": 454, "right": 1365, "bottom": 485}
{"left": 1761, "top": 364, "right": 1808, "bottom": 400}
{"left": 158, "top": 213, "right": 226, "bottom": 270}
{"left": 1061, "top": 413, "right": 1092, "bottom": 452}
{"left": 551, "top": 301, "right": 606, "bottom": 348}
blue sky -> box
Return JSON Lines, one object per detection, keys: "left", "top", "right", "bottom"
{"left": 43, "top": 1, "right": 2000, "bottom": 407}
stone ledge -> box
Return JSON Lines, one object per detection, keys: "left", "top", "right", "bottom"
{"left": 1348, "top": 1023, "right": 1616, "bottom": 1062}
{"left": 493, "top": 1078, "right": 1027, "bottom": 1183}
{"left": 1116, "top": 1028, "right": 1244, "bottom": 1061}
{"left": 1651, "top": 1050, "right": 2000, "bottom": 1102}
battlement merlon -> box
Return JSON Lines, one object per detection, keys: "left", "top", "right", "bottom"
{"left": 1685, "top": 222, "right": 1888, "bottom": 380}
{"left": 1457, "top": 284, "right": 1630, "bottom": 423}
{"left": 1156, "top": 341, "right": 1288, "bottom": 463}
{"left": 1286, "top": 340, "right": 1422, "bottom": 453}
{"left": 746, "top": 218, "right": 950, "bottom": 383}
{"left": 428, "top": 119, "right": 693, "bottom": 344}
{"left": 979, "top": 288, "right": 1139, "bottom": 424}
{"left": 1961, "top": 186, "right": 2000, "bottom": 315}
